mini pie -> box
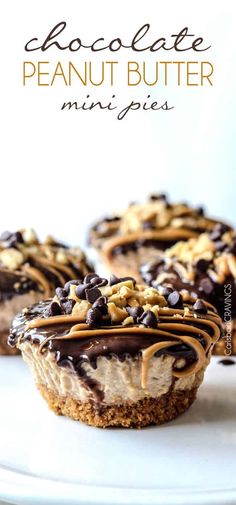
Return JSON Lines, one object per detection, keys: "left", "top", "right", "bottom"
{"left": 141, "top": 224, "right": 236, "bottom": 356}
{"left": 89, "top": 194, "right": 229, "bottom": 280}
{"left": 0, "top": 229, "right": 92, "bottom": 355}
{"left": 9, "top": 273, "right": 222, "bottom": 428}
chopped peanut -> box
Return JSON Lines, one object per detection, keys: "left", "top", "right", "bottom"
{"left": 0, "top": 248, "right": 25, "bottom": 270}
{"left": 107, "top": 302, "right": 128, "bottom": 323}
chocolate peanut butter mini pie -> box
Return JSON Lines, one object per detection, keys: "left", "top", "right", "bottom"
{"left": 9, "top": 273, "right": 222, "bottom": 428}
{"left": 141, "top": 224, "right": 236, "bottom": 356}
{"left": 89, "top": 194, "right": 229, "bottom": 280}
{"left": 0, "top": 229, "right": 93, "bottom": 355}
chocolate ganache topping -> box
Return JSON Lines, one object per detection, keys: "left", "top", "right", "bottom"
{"left": 89, "top": 193, "right": 230, "bottom": 253}
{"left": 141, "top": 224, "right": 236, "bottom": 318}
{"left": 9, "top": 272, "right": 222, "bottom": 388}
{"left": 0, "top": 228, "right": 92, "bottom": 301}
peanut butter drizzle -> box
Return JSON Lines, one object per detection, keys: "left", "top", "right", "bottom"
{"left": 27, "top": 304, "right": 219, "bottom": 330}
{"left": 157, "top": 321, "right": 213, "bottom": 351}
{"left": 102, "top": 228, "right": 199, "bottom": 259}
{"left": 27, "top": 305, "right": 221, "bottom": 389}
{"left": 38, "top": 326, "right": 179, "bottom": 354}
{"left": 29, "top": 254, "right": 77, "bottom": 279}
{"left": 141, "top": 336, "right": 206, "bottom": 387}
{"left": 156, "top": 304, "right": 218, "bottom": 318}
{"left": 38, "top": 263, "right": 66, "bottom": 287}
{"left": 22, "top": 265, "right": 52, "bottom": 298}
{"left": 26, "top": 314, "right": 85, "bottom": 330}
{"left": 172, "top": 336, "right": 207, "bottom": 377}
{"left": 141, "top": 341, "right": 181, "bottom": 388}
{"left": 38, "top": 323, "right": 88, "bottom": 352}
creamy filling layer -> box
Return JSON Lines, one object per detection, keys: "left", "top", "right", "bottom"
{"left": 20, "top": 341, "right": 206, "bottom": 404}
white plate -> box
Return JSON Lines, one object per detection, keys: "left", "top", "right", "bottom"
{"left": 0, "top": 356, "right": 235, "bottom": 505}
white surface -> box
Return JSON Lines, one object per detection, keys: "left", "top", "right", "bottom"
{"left": 0, "top": 356, "right": 235, "bottom": 505}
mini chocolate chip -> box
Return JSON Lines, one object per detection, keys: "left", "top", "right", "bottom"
{"left": 103, "top": 216, "right": 120, "bottom": 223}
{"left": 64, "top": 280, "right": 81, "bottom": 292}
{"left": 0, "top": 231, "right": 12, "bottom": 241}
{"left": 196, "top": 259, "right": 210, "bottom": 273}
{"left": 209, "top": 223, "right": 231, "bottom": 242}
{"left": 196, "top": 206, "right": 205, "bottom": 216}
{"left": 90, "top": 276, "right": 108, "bottom": 287}
{"left": 75, "top": 284, "right": 87, "bottom": 300}
{"left": 167, "top": 291, "right": 183, "bottom": 308}
{"left": 193, "top": 299, "right": 208, "bottom": 314}
{"left": 109, "top": 274, "right": 120, "bottom": 286}
{"left": 8, "top": 333, "right": 16, "bottom": 347}
{"left": 138, "top": 310, "right": 158, "bottom": 328}
{"left": 126, "top": 306, "right": 144, "bottom": 320}
{"left": 61, "top": 298, "right": 75, "bottom": 315}
{"left": 149, "top": 193, "right": 167, "bottom": 202}
{"left": 141, "top": 272, "right": 153, "bottom": 284}
{"left": 86, "top": 307, "right": 102, "bottom": 327}
{"left": 141, "top": 261, "right": 162, "bottom": 283}
{"left": 112, "top": 245, "right": 127, "bottom": 255}
{"left": 46, "top": 301, "right": 62, "bottom": 317}
{"left": 209, "top": 229, "right": 222, "bottom": 242}
{"left": 156, "top": 285, "right": 173, "bottom": 297}
{"left": 143, "top": 220, "right": 155, "bottom": 230}
{"left": 140, "top": 263, "right": 153, "bottom": 274}
{"left": 216, "top": 223, "right": 231, "bottom": 234}
{"left": 22, "top": 282, "right": 29, "bottom": 290}
{"left": 92, "top": 296, "right": 108, "bottom": 314}
{"left": 15, "top": 231, "right": 24, "bottom": 243}
{"left": 85, "top": 287, "right": 101, "bottom": 304}
{"left": 2, "top": 231, "right": 24, "bottom": 248}
{"left": 84, "top": 273, "right": 99, "bottom": 284}
{"left": 226, "top": 240, "right": 236, "bottom": 255}
{"left": 199, "top": 278, "right": 214, "bottom": 295}
{"left": 55, "top": 287, "right": 68, "bottom": 300}
{"left": 214, "top": 240, "right": 227, "bottom": 252}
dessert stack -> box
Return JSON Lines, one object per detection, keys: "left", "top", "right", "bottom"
{"left": 0, "top": 194, "right": 234, "bottom": 428}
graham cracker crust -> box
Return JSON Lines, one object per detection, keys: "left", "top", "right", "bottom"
{"left": 38, "top": 383, "right": 198, "bottom": 428}
{"left": 0, "top": 332, "right": 20, "bottom": 355}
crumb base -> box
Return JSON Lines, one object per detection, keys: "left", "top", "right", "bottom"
{"left": 38, "top": 383, "right": 198, "bottom": 428}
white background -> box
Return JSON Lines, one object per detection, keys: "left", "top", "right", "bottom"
{"left": 1, "top": 0, "right": 235, "bottom": 248}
